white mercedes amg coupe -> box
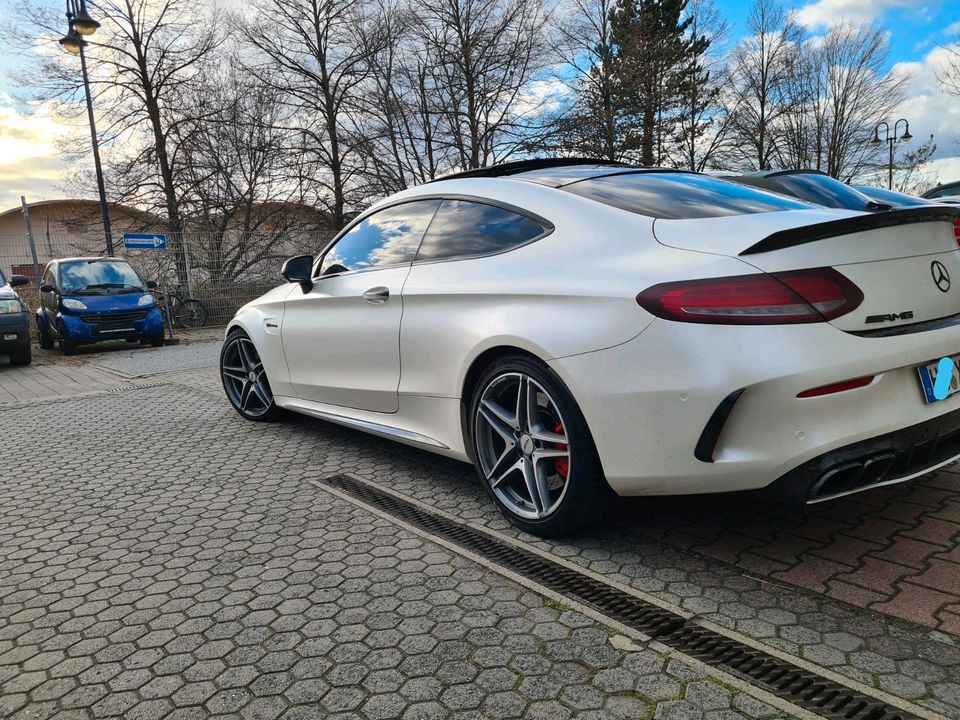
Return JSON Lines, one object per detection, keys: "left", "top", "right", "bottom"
{"left": 221, "top": 159, "right": 960, "bottom": 536}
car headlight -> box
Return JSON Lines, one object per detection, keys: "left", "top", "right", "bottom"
{"left": 138, "top": 294, "right": 154, "bottom": 306}
{"left": 62, "top": 298, "right": 87, "bottom": 310}
{"left": 0, "top": 299, "right": 23, "bottom": 314}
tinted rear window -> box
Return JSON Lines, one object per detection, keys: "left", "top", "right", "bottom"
{"left": 415, "top": 200, "right": 548, "bottom": 261}
{"left": 764, "top": 174, "right": 872, "bottom": 210}
{"left": 561, "top": 172, "right": 810, "bottom": 219}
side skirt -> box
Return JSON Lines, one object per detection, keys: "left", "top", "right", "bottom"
{"left": 275, "top": 394, "right": 470, "bottom": 461}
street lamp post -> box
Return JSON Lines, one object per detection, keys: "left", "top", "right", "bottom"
{"left": 58, "top": 0, "right": 114, "bottom": 255}
{"left": 871, "top": 119, "right": 913, "bottom": 191}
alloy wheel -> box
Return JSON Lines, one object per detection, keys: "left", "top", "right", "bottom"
{"left": 475, "top": 372, "right": 571, "bottom": 520}
{"left": 221, "top": 336, "right": 273, "bottom": 418}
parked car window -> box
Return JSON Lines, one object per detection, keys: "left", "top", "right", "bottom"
{"left": 853, "top": 185, "right": 930, "bottom": 207}
{"left": 0, "top": 268, "right": 6, "bottom": 285}
{"left": 561, "top": 171, "right": 811, "bottom": 219}
{"left": 759, "top": 173, "right": 874, "bottom": 210}
{"left": 59, "top": 260, "right": 145, "bottom": 294}
{"left": 42, "top": 267, "right": 56, "bottom": 289}
{"left": 319, "top": 200, "right": 441, "bottom": 276}
{"left": 924, "top": 183, "right": 960, "bottom": 199}
{"left": 415, "top": 200, "right": 548, "bottom": 262}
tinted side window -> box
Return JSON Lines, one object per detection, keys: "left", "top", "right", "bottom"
{"left": 415, "top": 200, "right": 547, "bottom": 262}
{"left": 925, "top": 185, "right": 960, "bottom": 199}
{"left": 42, "top": 268, "right": 56, "bottom": 289}
{"left": 319, "top": 199, "right": 441, "bottom": 276}
{"left": 766, "top": 174, "right": 872, "bottom": 210}
{"left": 561, "top": 172, "right": 811, "bottom": 219}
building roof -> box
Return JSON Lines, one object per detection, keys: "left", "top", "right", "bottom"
{"left": 0, "top": 199, "right": 164, "bottom": 225}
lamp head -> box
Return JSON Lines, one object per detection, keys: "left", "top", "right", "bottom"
{"left": 71, "top": 6, "right": 100, "bottom": 36}
{"left": 59, "top": 27, "right": 85, "bottom": 54}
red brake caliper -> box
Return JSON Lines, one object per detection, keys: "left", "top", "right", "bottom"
{"left": 553, "top": 423, "right": 569, "bottom": 478}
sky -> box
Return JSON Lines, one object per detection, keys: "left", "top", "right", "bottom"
{"left": 0, "top": 0, "right": 958, "bottom": 211}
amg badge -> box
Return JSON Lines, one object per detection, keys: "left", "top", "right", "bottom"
{"left": 865, "top": 311, "right": 914, "bottom": 324}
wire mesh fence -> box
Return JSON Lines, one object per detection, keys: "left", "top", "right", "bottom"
{"left": 0, "top": 228, "right": 335, "bottom": 329}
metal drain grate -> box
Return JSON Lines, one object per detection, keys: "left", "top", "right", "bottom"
{"left": 320, "top": 474, "right": 916, "bottom": 720}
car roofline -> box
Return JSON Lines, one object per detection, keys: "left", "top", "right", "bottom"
{"left": 426, "top": 157, "right": 633, "bottom": 183}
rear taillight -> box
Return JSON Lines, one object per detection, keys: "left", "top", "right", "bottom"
{"left": 954, "top": 218, "right": 960, "bottom": 247}
{"left": 636, "top": 268, "right": 863, "bottom": 325}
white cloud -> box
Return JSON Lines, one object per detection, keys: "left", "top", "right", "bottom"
{"left": 795, "top": 0, "right": 925, "bottom": 29}
{"left": 891, "top": 44, "right": 960, "bottom": 161}
{"left": 925, "top": 156, "right": 960, "bottom": 187}
{"left": 946, "top": 21, "right": 960, "bottom": 36}
{"left": 0, "top": 100, "right": 73, "bottom": 210}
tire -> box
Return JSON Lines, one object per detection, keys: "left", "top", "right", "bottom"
{"left": 60, "top": 331, "right": 78, "bottom": 356}
{"left": 10, "top": 345, "right": 31, "bottom": 366}
{"left": 37, "top": 316, "right": 54, "bottom": 350}
{"left": 468, "top": 354, "right": 611, "bottom": 537}
{"left": 175, "top": 299, "right": 208, "bottom": 329}
{"left": 220, "top": 328, "right": 281, "bottom": 422}
{"left": 149, "top": 333, "right": 165, "bottom": 348}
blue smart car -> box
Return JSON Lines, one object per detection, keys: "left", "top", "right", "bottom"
{"left": 36, "top": 257, "right": 165, "bottom": 354}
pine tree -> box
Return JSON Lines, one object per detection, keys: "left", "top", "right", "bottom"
{"left": 610, "top": 0, "right": 703, "bottom": 166}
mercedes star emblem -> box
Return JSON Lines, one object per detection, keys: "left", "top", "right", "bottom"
{"left": 932, "top": 261, "right": 951, "bottom": 293}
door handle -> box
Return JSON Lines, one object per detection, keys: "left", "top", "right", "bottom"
{"left": 362, "top": 286, "right": 390, "bottom": 304}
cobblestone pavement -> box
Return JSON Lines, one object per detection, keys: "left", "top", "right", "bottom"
{"left": 0, "top": 357, "right": 131, "bottom": 405}
{"left": 3, "top": 347, "right": 960, "bottom": 719}
{"left": 2, "top": 368, "right": 802, "bottom": 719}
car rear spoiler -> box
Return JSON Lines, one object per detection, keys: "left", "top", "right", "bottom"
{"left": 739, "top": 207, "right": 960, "bottom": 256}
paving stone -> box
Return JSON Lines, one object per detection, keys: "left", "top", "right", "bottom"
{"left": 1, "top": 370, "right": 956, "bottom": 720}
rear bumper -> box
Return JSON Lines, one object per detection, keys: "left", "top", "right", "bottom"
{"left": 767, "top": 407, "right": 960, "bottom": 502}
{"left": 547, "top": 319, "right": 960, "bottom": 497}
{"left": 61, "top": 308, "right": 164, "bottom": 343}
{"left": 0, "top": 312, "right": 30, "bottom": 349}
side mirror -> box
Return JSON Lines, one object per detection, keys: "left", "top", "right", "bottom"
{"left": 146, "top": 280, "right": 157, "bottom": 289}
{"left": 281, "top": 254, "right": 314, "bottom": 292}
{"left": 40, "top": 284, "right": 57, "bottom": 294}
{"left": 9, "top": 275, "right": 28, "bottom": 287}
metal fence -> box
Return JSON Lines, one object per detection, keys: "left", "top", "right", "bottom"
{"left": 0, "top": 229, "right": 335, "bottom": 328}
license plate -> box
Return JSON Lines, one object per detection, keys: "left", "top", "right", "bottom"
{"left": 2, "top": 333, "right": 16, "bottom": 341}
{"left": 918, "top": 354, "right": 960, "bottom": 403}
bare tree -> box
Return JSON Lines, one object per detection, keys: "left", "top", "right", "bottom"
{"left": 552, "top": 0, "right": 619, "bottom": 159}
{"left": 6, "top": 0, "right": 224, "bottom": 284}
{"left": 355, "top": 1, "right": 456, "bottom": 192}
{"left": 412, "top": 0, "right": 555, "bottom": 169}
{"left": 240, "top": 0, "right": 387, "bottom": 229}
{"left": 939, "top": 42, "right": 960, "bottom": 97}
{"left": 776, "top": 24, "right": 906, "bottom": 180}
{"left": 173, "top": 65, "right": 324, "bottom": 283}
{"left": 725, "top": 0, "right": 802, "bottom": 170}
{"left": 892, "top": 134, "right": 938, "bottom": 195}
{"left": 673, "top": 0, "right": 730, "bottom": 170}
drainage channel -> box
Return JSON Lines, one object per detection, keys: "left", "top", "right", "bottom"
{"left": 319, "top": 474, "right": 916, "bottom": 720}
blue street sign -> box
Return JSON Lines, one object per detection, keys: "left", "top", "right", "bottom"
{"left": 122, "top": 232, "right": 167, "bottom": 250}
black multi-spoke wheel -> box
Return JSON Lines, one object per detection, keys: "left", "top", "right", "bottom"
{"left": 469, "top": 355, "right": 609, "bottom": 536}
{"left": 220, "top": 330, "right": 279, "bottom": 421}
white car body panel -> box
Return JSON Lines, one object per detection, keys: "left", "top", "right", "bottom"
{"left": 281, "top": 265, "right": 411, "bottom": 413}
{"left": 226, "top": 168, "right": 960, "bottom": 503}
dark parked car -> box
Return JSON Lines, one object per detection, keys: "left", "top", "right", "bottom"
{"left": 0, "top": 268, "right": 31, "bottom": 366}
{"left": 729, "top": 170, "right": 890, "bottom": 211}
{"left": 923, "top": 180, "right": 960, "bottom": 200}
{"left": 36, "top": 257, "right": 165, "bottom": 355}
{"left": 853, "top": 185, "right": 932, "bottom": 208}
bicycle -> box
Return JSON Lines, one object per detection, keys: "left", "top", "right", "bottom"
{"left": 154, "top": 284, "right": 209, "bottom": 329}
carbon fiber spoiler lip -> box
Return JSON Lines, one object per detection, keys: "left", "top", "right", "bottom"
{"left": 739, "top": 206, "right": 960, "bottom": 256}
